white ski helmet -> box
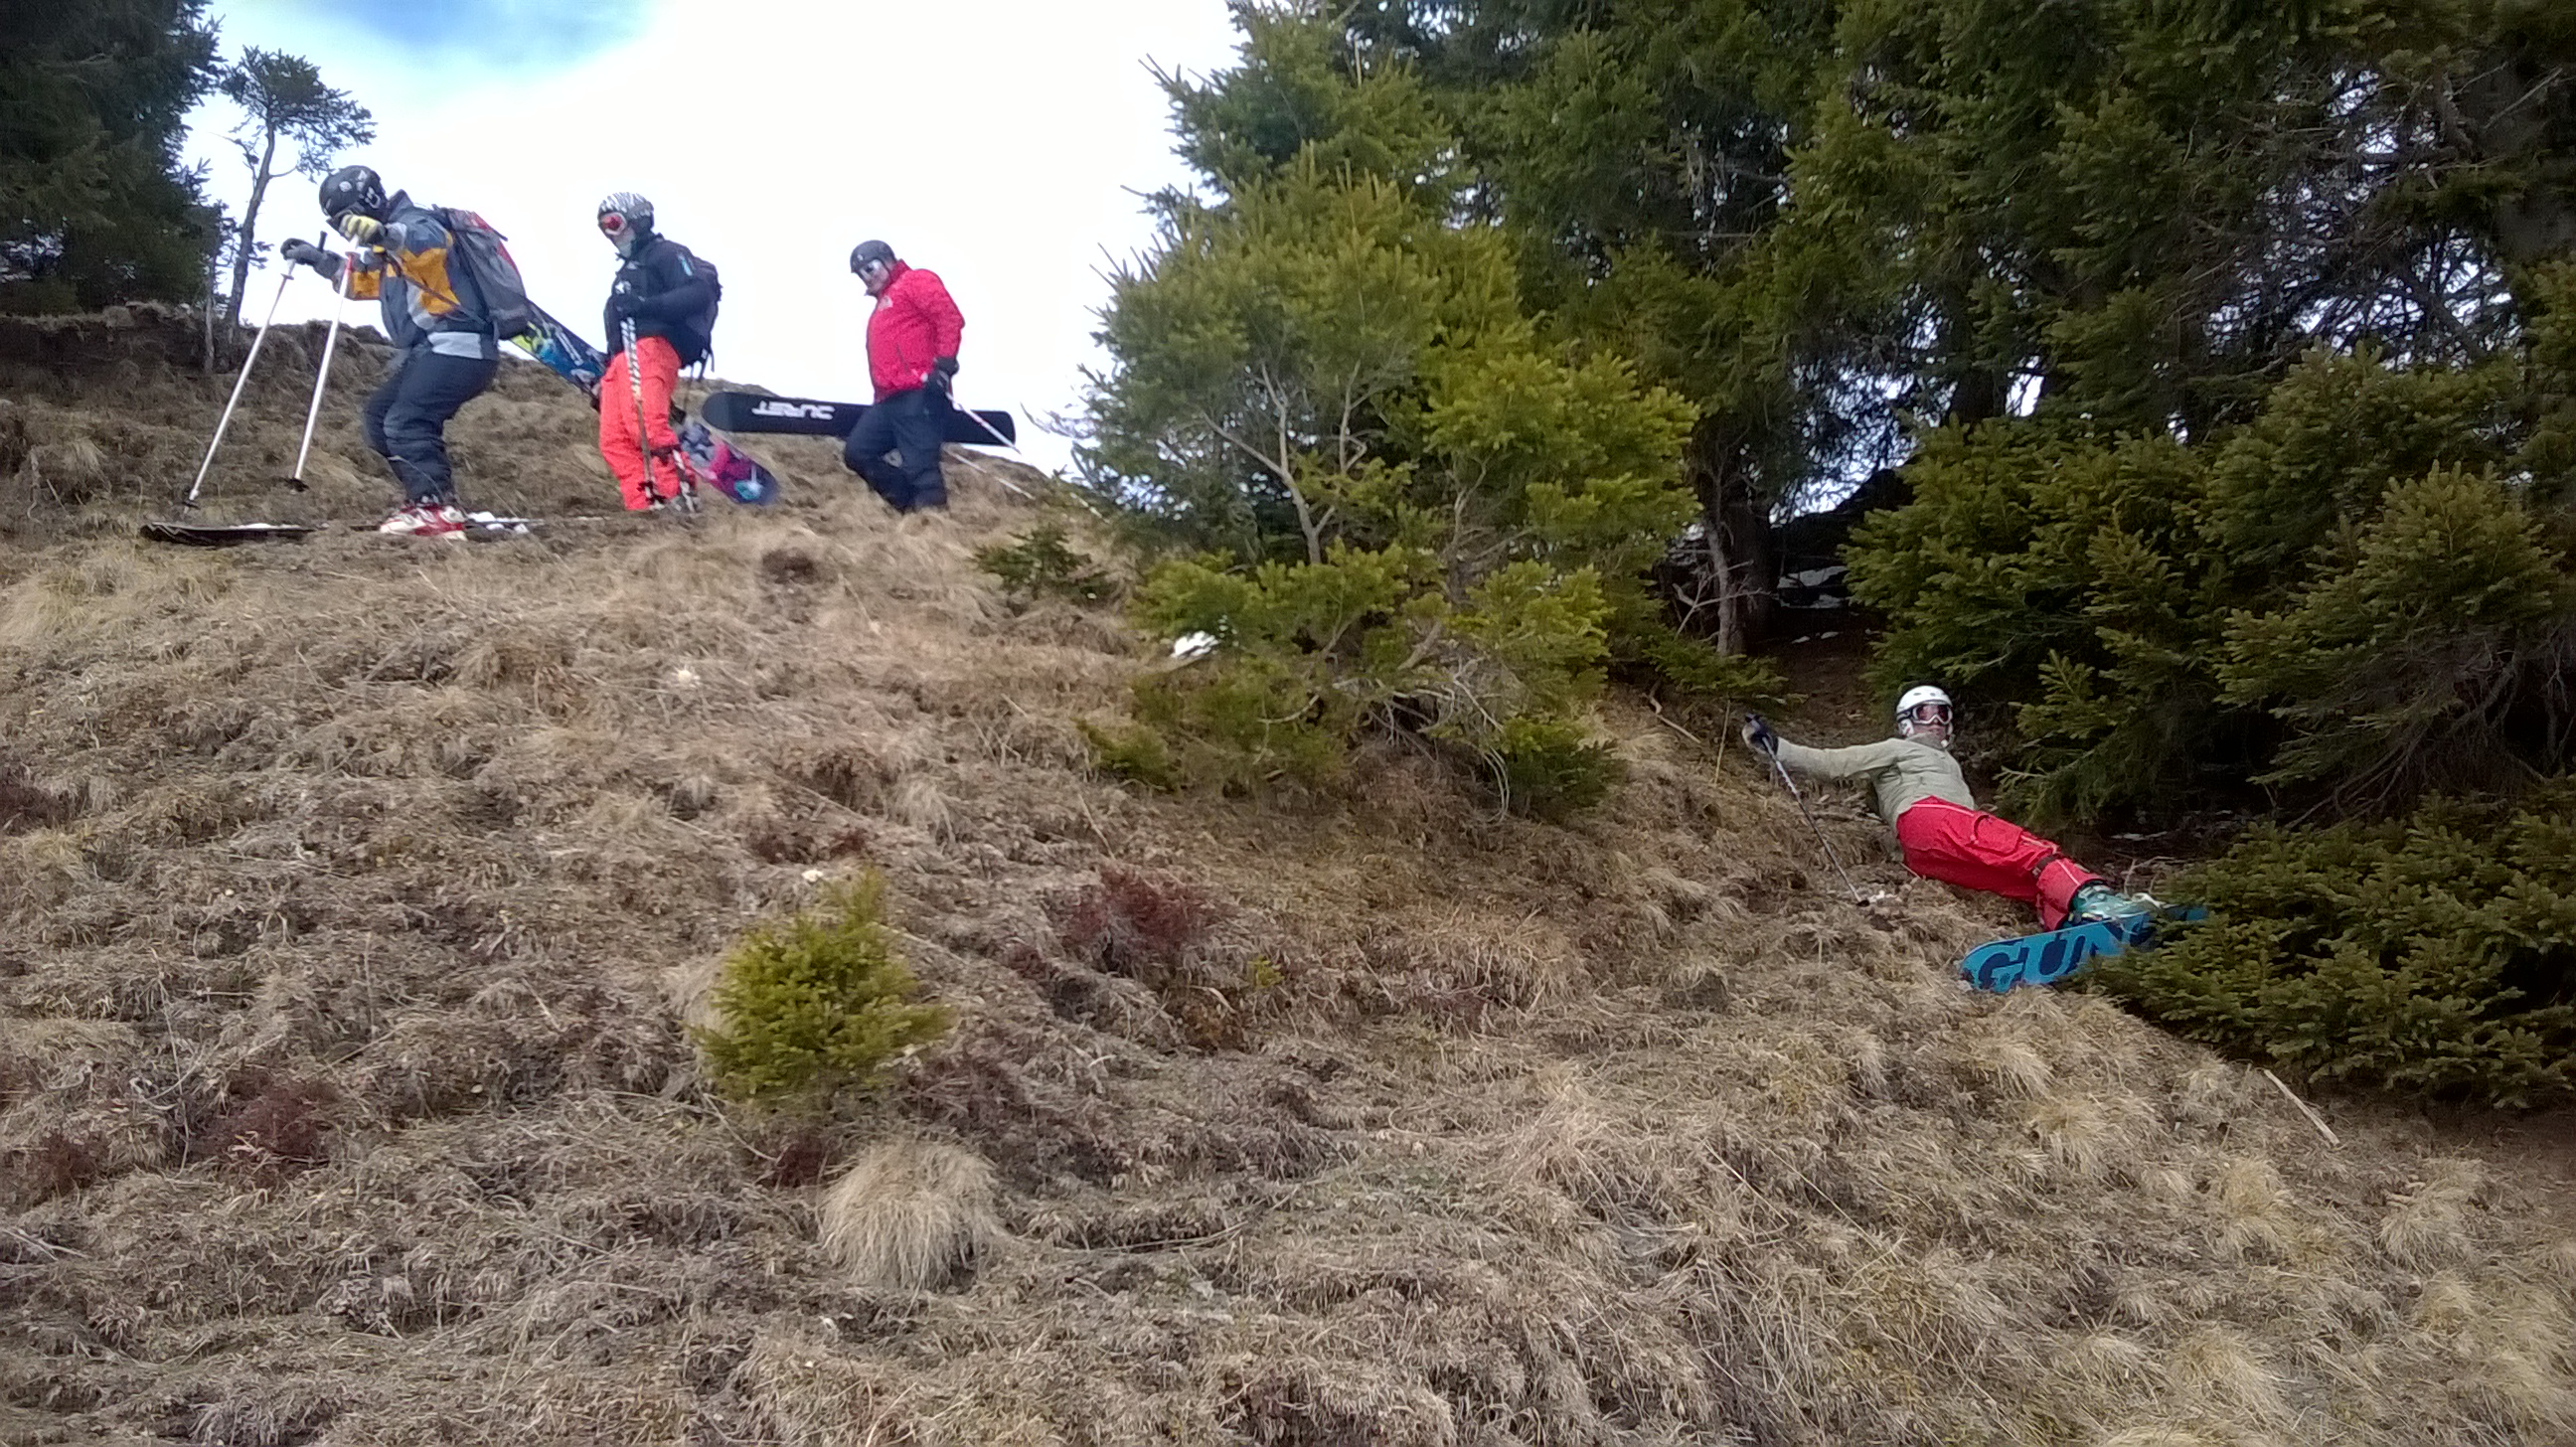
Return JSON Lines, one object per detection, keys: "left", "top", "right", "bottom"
{"left": 596, "top": 192, "right": 654, "bottom": 254}
{"left": 1894, "top": 685, "right": 1953, "bottom": 738}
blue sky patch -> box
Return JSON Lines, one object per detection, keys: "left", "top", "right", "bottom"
{"left": 233, "top": 0, "right": 646, "bottom": 74}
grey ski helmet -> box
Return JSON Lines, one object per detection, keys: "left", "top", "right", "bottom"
{"left": 850, "top": 239, "right": 895, "bottom": 275}
{"left": 318, "top": 165, "right": 388, "bottom": 225}
{"left": 597, "top": 192, "right": 654, "bottom": 254}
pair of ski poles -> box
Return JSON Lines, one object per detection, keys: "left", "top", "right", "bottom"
{"left": 621, "top": 315, "right": 698, "bottom": 514}
{"left": 184, "top": 237, "right": 353, "bottom": 509}
{"left": 1744, "top": 715, "right": 1874, "bottom": 906}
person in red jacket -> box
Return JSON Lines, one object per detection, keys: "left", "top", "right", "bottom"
{"left": 844, "top": 239, "right": 963, "bottom": 513}
{"left": 595, "top": 192, "right": 718, "bottom": 511}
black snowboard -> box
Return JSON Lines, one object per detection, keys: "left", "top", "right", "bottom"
{"left": 701, "top": 391, "right": 1016, "bottom": 445}
{"left": 140, "top": 521, "right": 319, "bottom": 547}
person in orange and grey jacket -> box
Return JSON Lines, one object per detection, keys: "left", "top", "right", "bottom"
{"left": 595, "top": 192, "right": 717, "bottom": 512}
{"left": 278, "top": 164, "right": 496, "bottom": 538}
{"left": 844, "top": 239, "right": 963, "bottom": 513}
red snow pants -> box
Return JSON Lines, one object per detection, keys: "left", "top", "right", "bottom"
{"left": 1892, "top": 797, "right": 2101, "bottom": 928}
{"left": 599, "top": 335, "right": 685, "bottom": 510}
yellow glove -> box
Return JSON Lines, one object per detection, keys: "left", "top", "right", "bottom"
{"left": 334, "top": 213, "right": 386, "bottom": 245}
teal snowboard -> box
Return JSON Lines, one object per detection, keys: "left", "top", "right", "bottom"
{"left": 1960, "top": 907, "right": 2203, "bottom": 992}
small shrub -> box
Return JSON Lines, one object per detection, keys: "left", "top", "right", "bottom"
{"left": 694, "top": 876, "right": 953, "bottom": 1104}
{"left": 4, "top": 1130, "right": 107, "bottom": 1206}
{"left": 1052, "top": 864, "right": 1277, "bottom": 1049}
{"left": 974, "top": 523, "right": 1115, "bottom": 606}
{"left": 1485, "top": 716, "right": 1625, "bottom": 821}
{"left": 1056, "top": 864, "right": 1221, "bottom": 977}
{"left": 196, "top": 1073, "right": 341, "bottom": 1177}
{"left": 0, "top": 756, "right": 77, "bottom": 834}
{"left": 1127, "top": 549, "right": 1629, "bottom": 811}
{"left": 1076, "top": 719, "right": 1180, "bottom": 789}
{"left": 2088, "top": 781, "right": 2576, "bottom": 1107}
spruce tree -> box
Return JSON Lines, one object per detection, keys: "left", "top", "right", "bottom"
{"left": 1085, "top": 12, "right": 1750, "bottom": 812}
{"left": 0, "top": 0, "right": 220, "bottom": 311}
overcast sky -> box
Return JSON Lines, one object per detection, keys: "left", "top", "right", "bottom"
{"left": 184, "top": 0, "right": 1246, "bottom": 474}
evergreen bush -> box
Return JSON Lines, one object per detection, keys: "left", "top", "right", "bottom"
{"left": 694, "top": 876, "right": 951, "bottom": 1104}
{"left": 1849, "top": 346, "right": 2574, "bottom": 824}
{"left": 973, "top": 523, "right": 1115, "bottom": 607}
{"left": 2089, "top": 782, "right": 2576, "bottom": 1108}
{"left": 1080, "top": 18, "right": 1768, "bottom": 812}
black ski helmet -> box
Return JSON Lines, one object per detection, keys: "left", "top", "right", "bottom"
{"left": 318, "top": 165, "right": 388, "bottom": 225}
{"left": 597, "top": 191, "right": 654, "bottom": 254}
{"left": 850, "top": 239, "right": 895, "bottom": 275}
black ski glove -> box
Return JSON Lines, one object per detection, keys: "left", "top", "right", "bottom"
{"left": 278, "top": 238, "right": 341, "bottom": 280}
{"left": 1741, "top": 715, "right": 1777, "bottom": 754}
{"left": 927, "top": 356, "right": 959, "bottom": 396}
{"left": 605, "top": 289, "right": 642, "bottom": 323}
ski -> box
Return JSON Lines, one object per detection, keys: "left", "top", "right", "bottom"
{"left": 700, "top": 391, "right": 1017, "bottom": 445}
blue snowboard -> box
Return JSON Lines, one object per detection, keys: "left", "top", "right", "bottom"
{"left": 1960, "top": 907, "right": 2203, "bottom": 992}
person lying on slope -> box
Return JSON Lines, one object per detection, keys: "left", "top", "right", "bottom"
{"left": 1743, "top": 686, "right": 2157, "bottom": 929}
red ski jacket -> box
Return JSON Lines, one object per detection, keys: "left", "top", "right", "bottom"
{"left": 866, "top": 260, "right": 965, "bottom": 401}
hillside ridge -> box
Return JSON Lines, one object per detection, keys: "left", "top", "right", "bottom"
{"left": 2, "top": 316, "right": 2571, "bottom": 1447}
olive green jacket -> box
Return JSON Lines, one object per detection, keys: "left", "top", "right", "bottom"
{"left": 1771, "top": 734, "right": 1976, "bottom": 826}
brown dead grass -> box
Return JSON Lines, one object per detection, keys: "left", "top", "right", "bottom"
{"left": 0, "top": 312, "right": 2570, "bottom": 1446}
{"left": 818, "top": 1138, "right": 1001, "bottom": 1291}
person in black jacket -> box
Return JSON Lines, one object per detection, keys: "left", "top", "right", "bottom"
{"left": 594, "top": 191, "right": 717, "bottom": 511}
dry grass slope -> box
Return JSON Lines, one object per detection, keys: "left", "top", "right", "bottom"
{"left": 1, "top": 313, "right": 2571, "bottom": 1446}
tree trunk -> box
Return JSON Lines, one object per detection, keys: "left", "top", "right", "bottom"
{"left": 227, "top": 129, "right": 278, "bottom": 331}
{"left": 2446, "top": 45, "right": 2575, "bottom": 286}
{"left": 1689, "top": 422, "right": 1776, "bottom": 655}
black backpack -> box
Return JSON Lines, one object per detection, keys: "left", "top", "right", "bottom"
{"left": 673, "top": 252, "right": 721, "bottom": 367}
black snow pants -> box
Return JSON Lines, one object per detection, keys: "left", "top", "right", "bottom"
{"left": 363, "top": 347, "right": 499, "bottom": 505}
{"left": 842, "top": 384, "right": 950, "bottom": 512}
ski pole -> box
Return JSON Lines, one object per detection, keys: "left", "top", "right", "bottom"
{"left": 285, "top": 245, "right": 354, "bottom": 492}
{"left": 927, "top": 388, "right": 1035, "bottom": 500}
{"left": 182, "top": 266, "right": 297, "bottom": 508}
{"left": 624, "top": 316, "right": 693, "bottom": 514}
{"left": 1747, "top": 716, "right": 1871, "bottom": 905}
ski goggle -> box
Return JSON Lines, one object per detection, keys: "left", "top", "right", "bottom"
{"left": 597, "top": 212, "right": 632, "bottom": 237}
{"left": 854, "top": 257, "right": 891, "bottom": 283}
{"left": 1901, "top": 702, "right": 1953, "bottom": 726}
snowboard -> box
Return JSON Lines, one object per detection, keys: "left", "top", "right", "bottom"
{"left": 506, "top": 305, "right": 781, "bottom": 506}
{"left": 676, "top": 418, "right": 778, "bottom": 506}
{"left": 1960, "top": 906, "right": 2203, "bottom": 993}
{"left": 507, "top": 302, "right": 607, "bottom": 394}
{"left": 700, "top": 390, "right": 1018, "bottom": 446}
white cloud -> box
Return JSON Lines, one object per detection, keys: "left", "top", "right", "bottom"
{"left": 190, "top": 0, "right": 1245, "bottom": 476}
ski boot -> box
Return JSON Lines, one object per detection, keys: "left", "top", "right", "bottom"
{"left": 2067, "top": 882, "right": 2161, "bottom": 924}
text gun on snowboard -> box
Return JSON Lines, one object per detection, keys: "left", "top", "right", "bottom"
{"left": 1959, "top": 904, "right": 2206, "bottom": 992}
